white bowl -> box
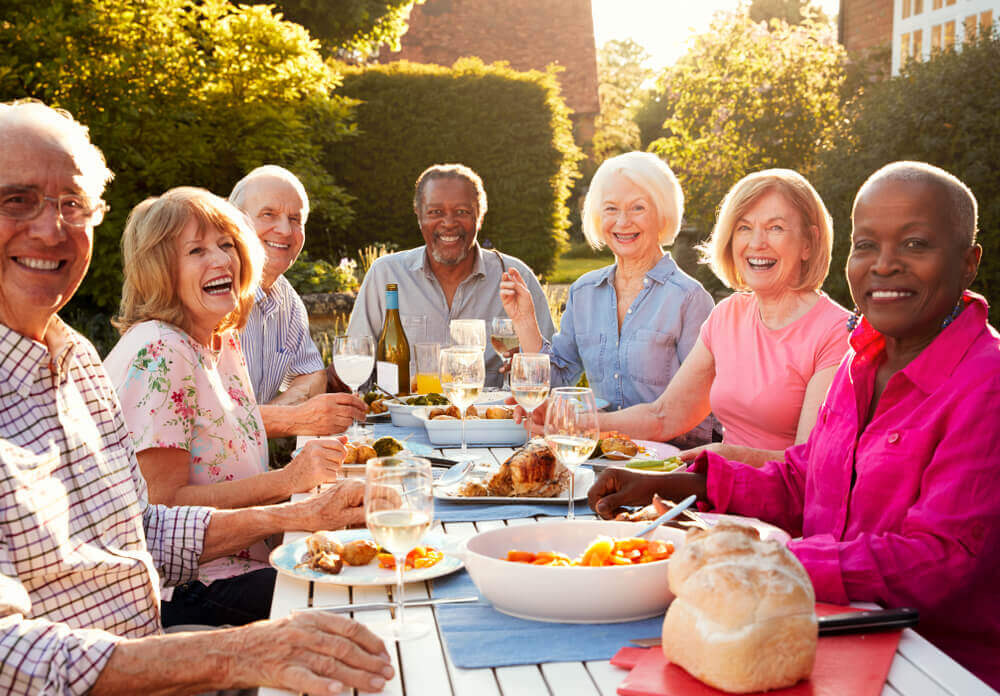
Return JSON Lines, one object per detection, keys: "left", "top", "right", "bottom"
{"left": 387, "top": 401, "right": 425, "bottom": 427}
{"left": 461, "top": 519, "right": 685, "bottom": 623}
{"left": 416, "top": 408, "right": 528, "bottom": 446}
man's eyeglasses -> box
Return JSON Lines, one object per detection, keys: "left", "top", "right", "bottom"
{"left": 0, "top": 188, "right": 108, "bottom": 228}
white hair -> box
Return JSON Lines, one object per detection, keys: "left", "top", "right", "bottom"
{"left": 0, "top": 99, "right": 113, "bottom": 201}
{"left": 229, "top": 164, "right": 310, "bottom": 224}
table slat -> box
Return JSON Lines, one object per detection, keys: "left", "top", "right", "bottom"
{"left": 585, "top": 661, "right": 628, "bottom": 696}
{"left": 540, "top": 662, "right": 600, "bottom": 696}
{"left": 495, "top": 665, "right": 551, "bottom": 696}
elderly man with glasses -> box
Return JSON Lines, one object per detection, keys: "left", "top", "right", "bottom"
{"left": 0, "top": 99, "right": 393, "bottom": 695}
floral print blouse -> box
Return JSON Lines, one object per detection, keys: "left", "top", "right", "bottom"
{"left": 103, "top": 320, "right": 270, "bottom": 586}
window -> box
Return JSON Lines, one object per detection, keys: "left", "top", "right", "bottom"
{"left": 931, "top": 24, "right": 942, "bottom": 53}
{"left": 914, "top": 0, "right": 923, "bottom": 15}
{"left": 944, "top": 20, "right": 956, "bottom": 50}
{"left": 946, "top": 0, "right": 956, "bottom": 5}
{"left": 933, "top": 0, "right": 942, "bottom": 10}
{"left": 965, "top": 14, "right": 978, "bottom": 41}
{"left": 981, "top": 11, "right": 994, "bottom": 36}
{"left": 902, "top": 0, "right": 912, "bottom": 19}
{"left": 912, "top": 29, "right": 923, "bottom": 59}
{"left": 901, "top": 32, "right": 912, "bottom": 67}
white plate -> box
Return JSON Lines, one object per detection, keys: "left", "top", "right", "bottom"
{"left": 587, "top": 439, "right": 681, "bottom": 473}
{"left": 434, "top": 467, "right": 595, "bottom": 503}
{"left": 269, "top": 529, "right": 463, "bottom": 586}
{"left": 696, "top": 513, "right": 791, "bottom": 544}
{"left": 416, "top": 408, "right": 528, "bottom": 446}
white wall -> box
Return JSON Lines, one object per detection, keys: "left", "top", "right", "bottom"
{"left": 891, "top": 0, "right": 999, "bottom": 73}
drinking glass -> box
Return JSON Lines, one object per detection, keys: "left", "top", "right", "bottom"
{"left": 449, "top": 319, "right": 486, "bottom": 349}
{"left": 439, "top": 346, "right": 485, "bottom": 461}
{"left": 365, "top": 455, "right": 433, "bottom": 641}
{"left": 544, "top": 387, "right": 599, "bottom": 519}
{"left": 414, "top": 342, "right": 443, "bottom": 394}
{"left": 402, "top": 315, "right": 427, "bottom": 391}
{"left": 510, "top": 353, "right": 550, "bottom": 438}
{"left": 490, "top": 317, "right": 519, "bottom": 389}
{"left": 332, "top": 335, "right": 375, "bottom": 438}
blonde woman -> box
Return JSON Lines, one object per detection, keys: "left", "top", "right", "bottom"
{"left": 104, "top": 187, "right": 350, "bottom": 626}
{"left": 501, "top": 151, "right": 715, "bottom": 445}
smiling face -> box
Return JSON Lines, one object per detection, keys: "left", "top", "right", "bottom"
{"left": 600, "top": 176, "right": 663, "bottom": 265}
{"left": 174, "top": 217, "right": 241, "bottom": 345}
{"left": 0, "top": 127, "right": 94, "bottom": 341}
{"left": 730, "top": 190, "right": 813, "bottom": 297}
{"left": 417, "top": 177, "right": 480, "bottom": 267}
{"left": 241, "top": 177, "right": 305, "bottom": 289}
{"left": 848, "top": 178, "right": 979, "bottom": 342}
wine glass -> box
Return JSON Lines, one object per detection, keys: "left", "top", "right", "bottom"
{"left": 510, "top": 352, "right": 550, "bottom": 439}
{"left": 439, "top": 346, "right": 485, "bottom": 461}
{"left": 333, "top": 335, "right": 375, "bottom": 439}
{"left": 544, "top": 387, "right": 599, "bottom": 519}
{"left": 365, "top": 455, "right": 434, "bottom": 641}
{"left": 490, "top": 316, "right": 519, "bottom": 389}
{"left": 449, "top": 319, "right": 486, "bottom": 349}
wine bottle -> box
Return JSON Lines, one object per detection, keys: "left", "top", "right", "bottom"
{"left": 376, "top": 283, "right": 411, "bottom": 396}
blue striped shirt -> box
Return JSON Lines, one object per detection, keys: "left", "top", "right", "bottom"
{"left": 239, "top": 275, "right": 325, "bottom": 403}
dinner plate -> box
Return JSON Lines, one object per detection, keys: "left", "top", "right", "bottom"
{"left": 434, "top": 467, "right": 595, "bottom": 503}
{"left": 695, "top": 512, "right": 791, "bottom": 544}
{"left": 269, "top": 529, "right": 463, "bottom": 586}
{"left": 587, "top": 439, "right": 681, "bottom": 474}
{"left": 290, "top": 439, "right": 433, "bottom": 461}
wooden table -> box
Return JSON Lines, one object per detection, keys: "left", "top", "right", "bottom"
{"left": 261, "top": 442, "right": 997, "bottom": 696}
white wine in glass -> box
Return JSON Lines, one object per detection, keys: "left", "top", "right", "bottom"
{"left": 544, "top": 387, "right": 598, "bottom": 519}
{"left": 365, "top": 456, "right": 434, "bottom": 641}
{"left": 490, "top": 316, "right": 518, "bottom": 389}
{"left": 439, "top": 346, "right": 485, "bottom": 461}
{"left": 510, "top": 353, "right": 550, "bottom": 438}
{"left": 333, "top": 335, "right": 375, "bottom": 438}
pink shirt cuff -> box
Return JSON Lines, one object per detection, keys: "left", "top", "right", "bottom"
{"left": 789, "top": 534, "right": 850, "bottom": 606}
{"left": 690, "top": 451, "right": 736, "bottom": 513}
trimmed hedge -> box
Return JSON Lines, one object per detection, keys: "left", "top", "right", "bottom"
{"left": 319, "top": 58, "right": 583, "bottom": 277}
{"left": 815, "top": 35, "right": 1000, "bottom": 322}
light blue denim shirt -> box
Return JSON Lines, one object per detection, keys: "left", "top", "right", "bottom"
{"left": 543, "top": 253, "right": 716, "bottom": 445}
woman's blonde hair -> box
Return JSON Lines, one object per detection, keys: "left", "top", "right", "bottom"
{"left": 700, "top": 169, "right": 833, "bottom": 292}
{"left": 113, "top": 187, "right": 265, "bottom": 337}
{"left": 582, "top": 151, "right": 684, "bottom": 250}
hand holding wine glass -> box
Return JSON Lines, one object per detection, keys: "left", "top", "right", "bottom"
{"left": 544, "top": 387, "right": 599, "bottom": 519}
{"left": 365, "top": 456, "right": 434, "bottom": 641}
{"left": 333, "top": 335, "right": 375, "bottom": 439}
{"left": 439, "top": 346, "right": 485, "bottom": 461}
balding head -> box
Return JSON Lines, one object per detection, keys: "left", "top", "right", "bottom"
{"left": 853, "top": 161, "right": 977, "bottom": 248}
{"left": 229, "top": 165, "right": 309, "bottom": 224}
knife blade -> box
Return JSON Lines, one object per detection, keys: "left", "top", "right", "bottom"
{"left": 298, "top": 595, "right": 478, "bottom": 614}
{"left": 629, "top": 607, "right": 919, "bottom": 647}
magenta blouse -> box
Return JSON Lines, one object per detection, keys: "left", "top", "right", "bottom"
{"left": 692, "top": 291, "right": 1000, "bottom": 690}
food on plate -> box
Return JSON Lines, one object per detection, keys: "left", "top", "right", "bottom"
{"left": 402, "top": 392, "right": 449, "bottom": 406}
{"left": 484, "top": 406, "right": 514, "bottom": 419}
{"left": 592, "top": 431, "right": 639, "bottom": 459}
{"left": 624, "top": 456, "right": 683, "bottom": 471}
{"left": 343, "top": 442, "right": 377, "bottom": 464}
{"left": 372, "top": 436, "right": 404, "bottom": 458}
{"left": 363, "top": 392, "right": 389, "bottom": 414}
{"left": 341, "top": 539, "right": 379, "bottom": 566}
{"left": 456, "top": 481, "right": 489, "bottom": 497}
{"left": 661, "top": 522, "right": 817, "bottom": 693}
{"left": 299, "top": 531, "right": 345, "bottom": 574}
{"left": 505, "top": 536, "right": 675, "bottom": 567}
{"left": 376, "top": 545, "right": 444, "bottom": 570}
{"left": 462, "top": 442, "right": 570, "bottom": 498}
{"left": 429, "top": 404, "right": 478, "bottom": 419}
{"left": 431, "top": 414, "right": 459, "bottom": 420}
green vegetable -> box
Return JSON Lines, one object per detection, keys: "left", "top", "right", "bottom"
{"left": 373, "top": 436, "right": 404, "bottom": 458}
{"left": 624, "top": 456, "right": 684, "bottom": 472}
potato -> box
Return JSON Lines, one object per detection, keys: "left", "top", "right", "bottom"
{"left": 342, "top": 444, "right": 358, "bottom": 464}
{"left": 342, "top": 539, "right": 379, "bottom": 566}
{"left": 432, "top": 414, "right": 459, "bottom": 420}
{"left": 355, "top": 444, "right": 377, "bottom": 462}
{"left": 485, "top": 406, "right": 513, "bottom": 419}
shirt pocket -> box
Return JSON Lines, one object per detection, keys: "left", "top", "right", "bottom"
{"left": 576, "top": 332, "right": 606, "bottom": 383}
{"left": 626, "top": 329, "right": 677, "bottom": 388}
{"left": 855, "top": 426, "right": 938, "bottom": 527}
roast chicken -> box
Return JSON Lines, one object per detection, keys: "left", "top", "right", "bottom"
{"left": 480, "top": 442, "right": 570, "bottom": 497}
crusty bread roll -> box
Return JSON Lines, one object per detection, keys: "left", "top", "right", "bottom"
{"left": 661, "top": 522, "right": 817, "bottom": 693}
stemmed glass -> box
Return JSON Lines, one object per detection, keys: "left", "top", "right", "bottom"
{"left": 439, "top": 346, "right": 485, "bottom": 461}
{"left": 544, "top": 387, "right": 599, "bottom": 519}
{"left": 333, "top": 335, "right": 375, "bottom": 439}
{"left": 490, "top": 317, "right": 519, "bottom": 389}
{"left": 365, "top": 455, "right": 434, "bottom": 641}
{"left": 449, "top": 319, "right": 486, "bottom": 349}
{"left": 510, "top": 352, "right": 550, "bottom": 440}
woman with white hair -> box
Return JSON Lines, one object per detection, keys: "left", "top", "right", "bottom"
{"left": 501, "top": 151, "right": 716, "bottom": 445}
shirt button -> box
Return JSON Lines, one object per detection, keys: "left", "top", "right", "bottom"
{"left": 614, "top": 373, "right": 619, "bottom": 379}
{"left": 627, "top": 308, "right": 632, "bottom": 314}
{"left": 887, "top": 432, "right": 900, "bottom": 444}
{"left": 643, "top": 279, "right": 649, "bottom": 285}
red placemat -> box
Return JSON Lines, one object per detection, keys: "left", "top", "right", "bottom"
{"left": 614, "top": 603, "right": 902, "bottom": 696}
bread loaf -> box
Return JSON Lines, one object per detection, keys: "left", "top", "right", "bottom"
{"left": 661, "top": 522, "right": 817, "bottom": 693}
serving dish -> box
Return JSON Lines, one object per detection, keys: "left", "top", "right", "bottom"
{"left": 269, "top": 529, "right": 463, "bottom": 586}
{"left": 434, "top": 467, "right": 595, "bottom": 503}
{"left": 415, "top": 408, "right": 528, "bottom": 446}
{"left": 461, "top": 519, "right": 686, "bottom": 623}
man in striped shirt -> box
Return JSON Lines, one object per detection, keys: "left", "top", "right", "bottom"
{"left": 231, "top": 166, "right": 365, "bottom": 436}
{"left": 0, "top": 101, "right": 393, "bottom": 694}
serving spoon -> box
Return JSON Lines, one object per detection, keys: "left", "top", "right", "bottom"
{"left": 636, "top": 494, "right": 698, "bottom": 538}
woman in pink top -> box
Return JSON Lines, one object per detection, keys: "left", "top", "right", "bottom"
{"left": 528, "top": 169, "right": 848, "bottom": 463}
{"left": 104, "top": 188, "right": 350, "bottom": 627}
{"left": 589, "top": 162, "right": 999, "bottom": 689}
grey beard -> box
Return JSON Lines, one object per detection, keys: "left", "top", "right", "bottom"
{"left": 429, "top": 239, "right": 471, "bottom": 266}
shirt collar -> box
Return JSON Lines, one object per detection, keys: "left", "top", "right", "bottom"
{"left": 849, "top": 290, "right": 989, "bottom": 392}
{"left": 0, "top": 316, "right": 78, "bottom": 396}
{"left": 415, "top": 243, "right": 486, "bottom": 279}
{"left": 579, "top": 252, "right": 678, "bottom": 288}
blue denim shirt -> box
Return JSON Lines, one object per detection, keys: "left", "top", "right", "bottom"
{"left": 543, "top": 253, "right": 716, "bottom": 445}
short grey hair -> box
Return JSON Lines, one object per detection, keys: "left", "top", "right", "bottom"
{"left": 229, "top": 165, "right": 310, "bottom": 224}
{"left": 0, "top": 99, "right": 113, "bottom": 201}
{"left": 413, "top": 163, "right": 488, "bottom": 226}
{"left": 854, "top": 161, "right": 977, "bottom": 246}
{"left": 581, "top": 151, "right": 684, "bottom": 250}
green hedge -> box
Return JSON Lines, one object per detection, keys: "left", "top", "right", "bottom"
{"left": 318, "top": 58, "right": 583, "bottom": 277}
{"left": 814, "top": 35, "right": 1000, "bottom": 322}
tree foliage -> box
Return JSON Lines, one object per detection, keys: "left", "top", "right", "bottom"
{"left": 0, "top": 0, "right": 356, "bottom": 312}
{"left": 745, "top": 0, "right": 830, "bottom": 25}
{"left": 813, "top": 34, "right": 1000, "bottom": 321}
{"left": 262, "top": 0, "right": 421, "bottom": 57}
{"left": 593, "top": 39, "right": 654, "bottom": 162}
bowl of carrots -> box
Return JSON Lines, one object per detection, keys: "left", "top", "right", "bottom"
{"left": 461, "top": 520, "right": 686, "bottom": 623}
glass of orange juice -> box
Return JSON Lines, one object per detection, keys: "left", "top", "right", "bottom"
{"left": 414, "top": 342, "right": 443, "bottom": 394}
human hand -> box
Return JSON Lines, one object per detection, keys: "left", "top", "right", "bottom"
{"left": 294, "top": 478, "right": 366, "bottom": 531}
{"left": 508, "top": 396, "right": 546, "bottom": 435}
{"left": 497, "top": 346, "right": 521, "bottom": 374}
{"left": 676, "top": 442, "right": 723, "bottom": 463}
{"left": 297, "top": 392, "right": 367, "bottom": 435}
{"left": 587, "top": 468, "right": 706, "bottom": 519}
{"left": 282, "top": 437, "right": 347, "bottom": 495}
{"left": 225, "top": 611, "right": 394, "bottom": 693}
{"left": 499, "top": 268, "right": 538, "bottom": 325}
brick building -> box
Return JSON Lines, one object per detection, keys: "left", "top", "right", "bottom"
{"left": 377, "top": 0, "right": 600, "bottom": 144}
{"left": 839, "top": 0, "right": 999, "bottom": 74}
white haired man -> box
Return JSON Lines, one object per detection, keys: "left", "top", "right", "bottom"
{"left": 230, "top": 166, "right": 364, "bottom": 435}
{"left": 0, "top": 100, "right": 392, "bottom": 695}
